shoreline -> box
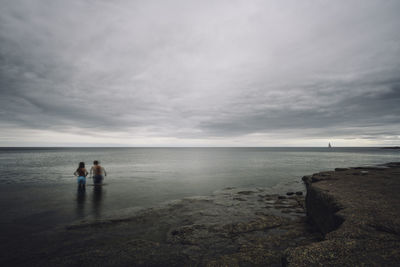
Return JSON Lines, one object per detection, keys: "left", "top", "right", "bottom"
{"left": 1, "top": 162, "right": 400, "bottom": 266}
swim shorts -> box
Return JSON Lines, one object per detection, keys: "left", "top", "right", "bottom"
{"left": 77, "top": 176, "right": 86, "bottom": 185}
{"left": 93, "top": 175, "right": 103, "bottom": 184}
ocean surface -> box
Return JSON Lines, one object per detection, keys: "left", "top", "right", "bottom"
{"left": 0, "top": 147, "right": 399, "bottom": 241}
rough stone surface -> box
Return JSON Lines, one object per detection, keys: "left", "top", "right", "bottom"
{"left": 0, "top": 188, "right": 320, "bottom": 267}
{"left": 286, "top": 162, "right": 400, "bottom": 266}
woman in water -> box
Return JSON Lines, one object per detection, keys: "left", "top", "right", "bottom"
{"left": 74, "top": 162, "right": 88, "bottom": 188}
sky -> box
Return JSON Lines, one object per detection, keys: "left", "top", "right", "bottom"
{"left": 0, "top": 0, "right": 399, "bottom": 147}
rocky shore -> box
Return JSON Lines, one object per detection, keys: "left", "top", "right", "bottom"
{"left": 284, "top": 162, "right": 400, "bottom": 266}
{"left": 2, "top": 162, "right": 400, "bottom": 266}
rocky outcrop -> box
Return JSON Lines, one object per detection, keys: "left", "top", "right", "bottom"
{"left": 285, "top": 162, "right": 400, "bottom": 266}
{"left": 303, "top": 182, "right": 344, "bottom": 234}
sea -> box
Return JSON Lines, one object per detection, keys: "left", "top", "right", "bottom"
{"left": 0, "top": 147, "right": 398, "bottom": 242}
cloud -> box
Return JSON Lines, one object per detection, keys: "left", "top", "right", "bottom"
{"left": 0, "top": 0, "right": 400, "bottom": 146}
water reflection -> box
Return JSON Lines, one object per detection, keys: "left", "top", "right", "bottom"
{"left": 76, "top": 186, "right": 86, "bottom": 218}
{"left": 92, "top": 185, "right": 104, "bottom": 218}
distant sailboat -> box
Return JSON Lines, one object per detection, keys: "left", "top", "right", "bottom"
{"left": 328, "top": 142, "right": 332, "bottom": 148}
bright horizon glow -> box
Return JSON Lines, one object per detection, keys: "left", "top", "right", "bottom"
{"left": 0, "top": 127, "right": 394, "bottom": 147}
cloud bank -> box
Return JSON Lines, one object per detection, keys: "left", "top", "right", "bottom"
{"left": 1, "top": 0, "right": 400, "bottom": 146}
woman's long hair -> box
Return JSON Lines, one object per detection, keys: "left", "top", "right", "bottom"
{"left": 77, "top": 162, "right": 85, "bottom": 172}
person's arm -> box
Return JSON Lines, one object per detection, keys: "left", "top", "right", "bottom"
{"left": 73, "top": 170, "right": 78, "bottom": 176}
{"left": 84, "top": 168, "right": 89, "bottom": 177}
{"left": 103, "top": 167, "right": 107, "bottom": 176}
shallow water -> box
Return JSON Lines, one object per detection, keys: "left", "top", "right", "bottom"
{"left": 0, "top": 147, "right": 398, "bottom": 240}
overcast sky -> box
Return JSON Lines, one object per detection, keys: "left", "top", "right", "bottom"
{"left": 1, "top": 0, "right": 399, "bottom": 146}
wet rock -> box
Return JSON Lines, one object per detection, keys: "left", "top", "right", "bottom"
{"left": 294, "top": 197, "right": 305, "bottom": 209}
{"left": 295, "top": 191, "right": 303, "bottom": 196}
{"left": 311, "top": 176, "right": 324, "bottom": 182}
{"left": 304, "top": 185, "right": 344, "bottom": 234}
{"left": 237, "top": 190, "right": 255, "bottom": 195}
{"left": 318, "top": 171, "right": 333, "bottom": 177}
{"left": 224, "top": 187, "right": 236, "bottom": 190}
{"left": 233, "top": 197, "right": 246, "bottom": 201}
{"left": 335, "top": 168, "right": 349, "bottom": 171}
{"left": 302, "top": 175, "right": 311, "bottom": 183}
{"left": 281, "top": 209, "right": 293, "bottom": 214}
{"left": 286, "top": 192, "right": 294, "bottom": 196}
{"left": 352, "top": 166, "right": 386, "bottom": 170}
{"left": 1, "top": 186, "right": 318, "bottom": 267}
{"left": 384, "top": 162, "right": 400, "bottom": 167}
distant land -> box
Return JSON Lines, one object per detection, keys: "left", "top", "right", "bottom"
{"left": 381, "top": 146, "right": 400, "bottom": 149}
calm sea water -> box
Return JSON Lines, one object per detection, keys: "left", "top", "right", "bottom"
{"left": 0, "top": 147, "right": 399, "bottom": 240}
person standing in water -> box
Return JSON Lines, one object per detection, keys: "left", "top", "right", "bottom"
{"left": 90, "top": 160, "right": 107, "bottom": 185}
{"left": 74, "top": 162, "right": 88, "bottom": 188}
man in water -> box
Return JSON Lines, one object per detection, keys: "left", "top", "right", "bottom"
{"left": 90, "top": 160, "right": 107, "bottom": 185}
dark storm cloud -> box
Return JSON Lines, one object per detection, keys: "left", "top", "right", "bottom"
{"left": 1, "top": 0, "right": 400, "bottom": 145}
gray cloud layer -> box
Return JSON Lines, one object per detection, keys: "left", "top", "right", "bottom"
{"left": 1, "top": 0, "right": 400, "bottom": 145}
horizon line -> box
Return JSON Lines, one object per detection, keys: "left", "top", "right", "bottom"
{"left": 0, "top": 146, "right": 397, "bottom": 148}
